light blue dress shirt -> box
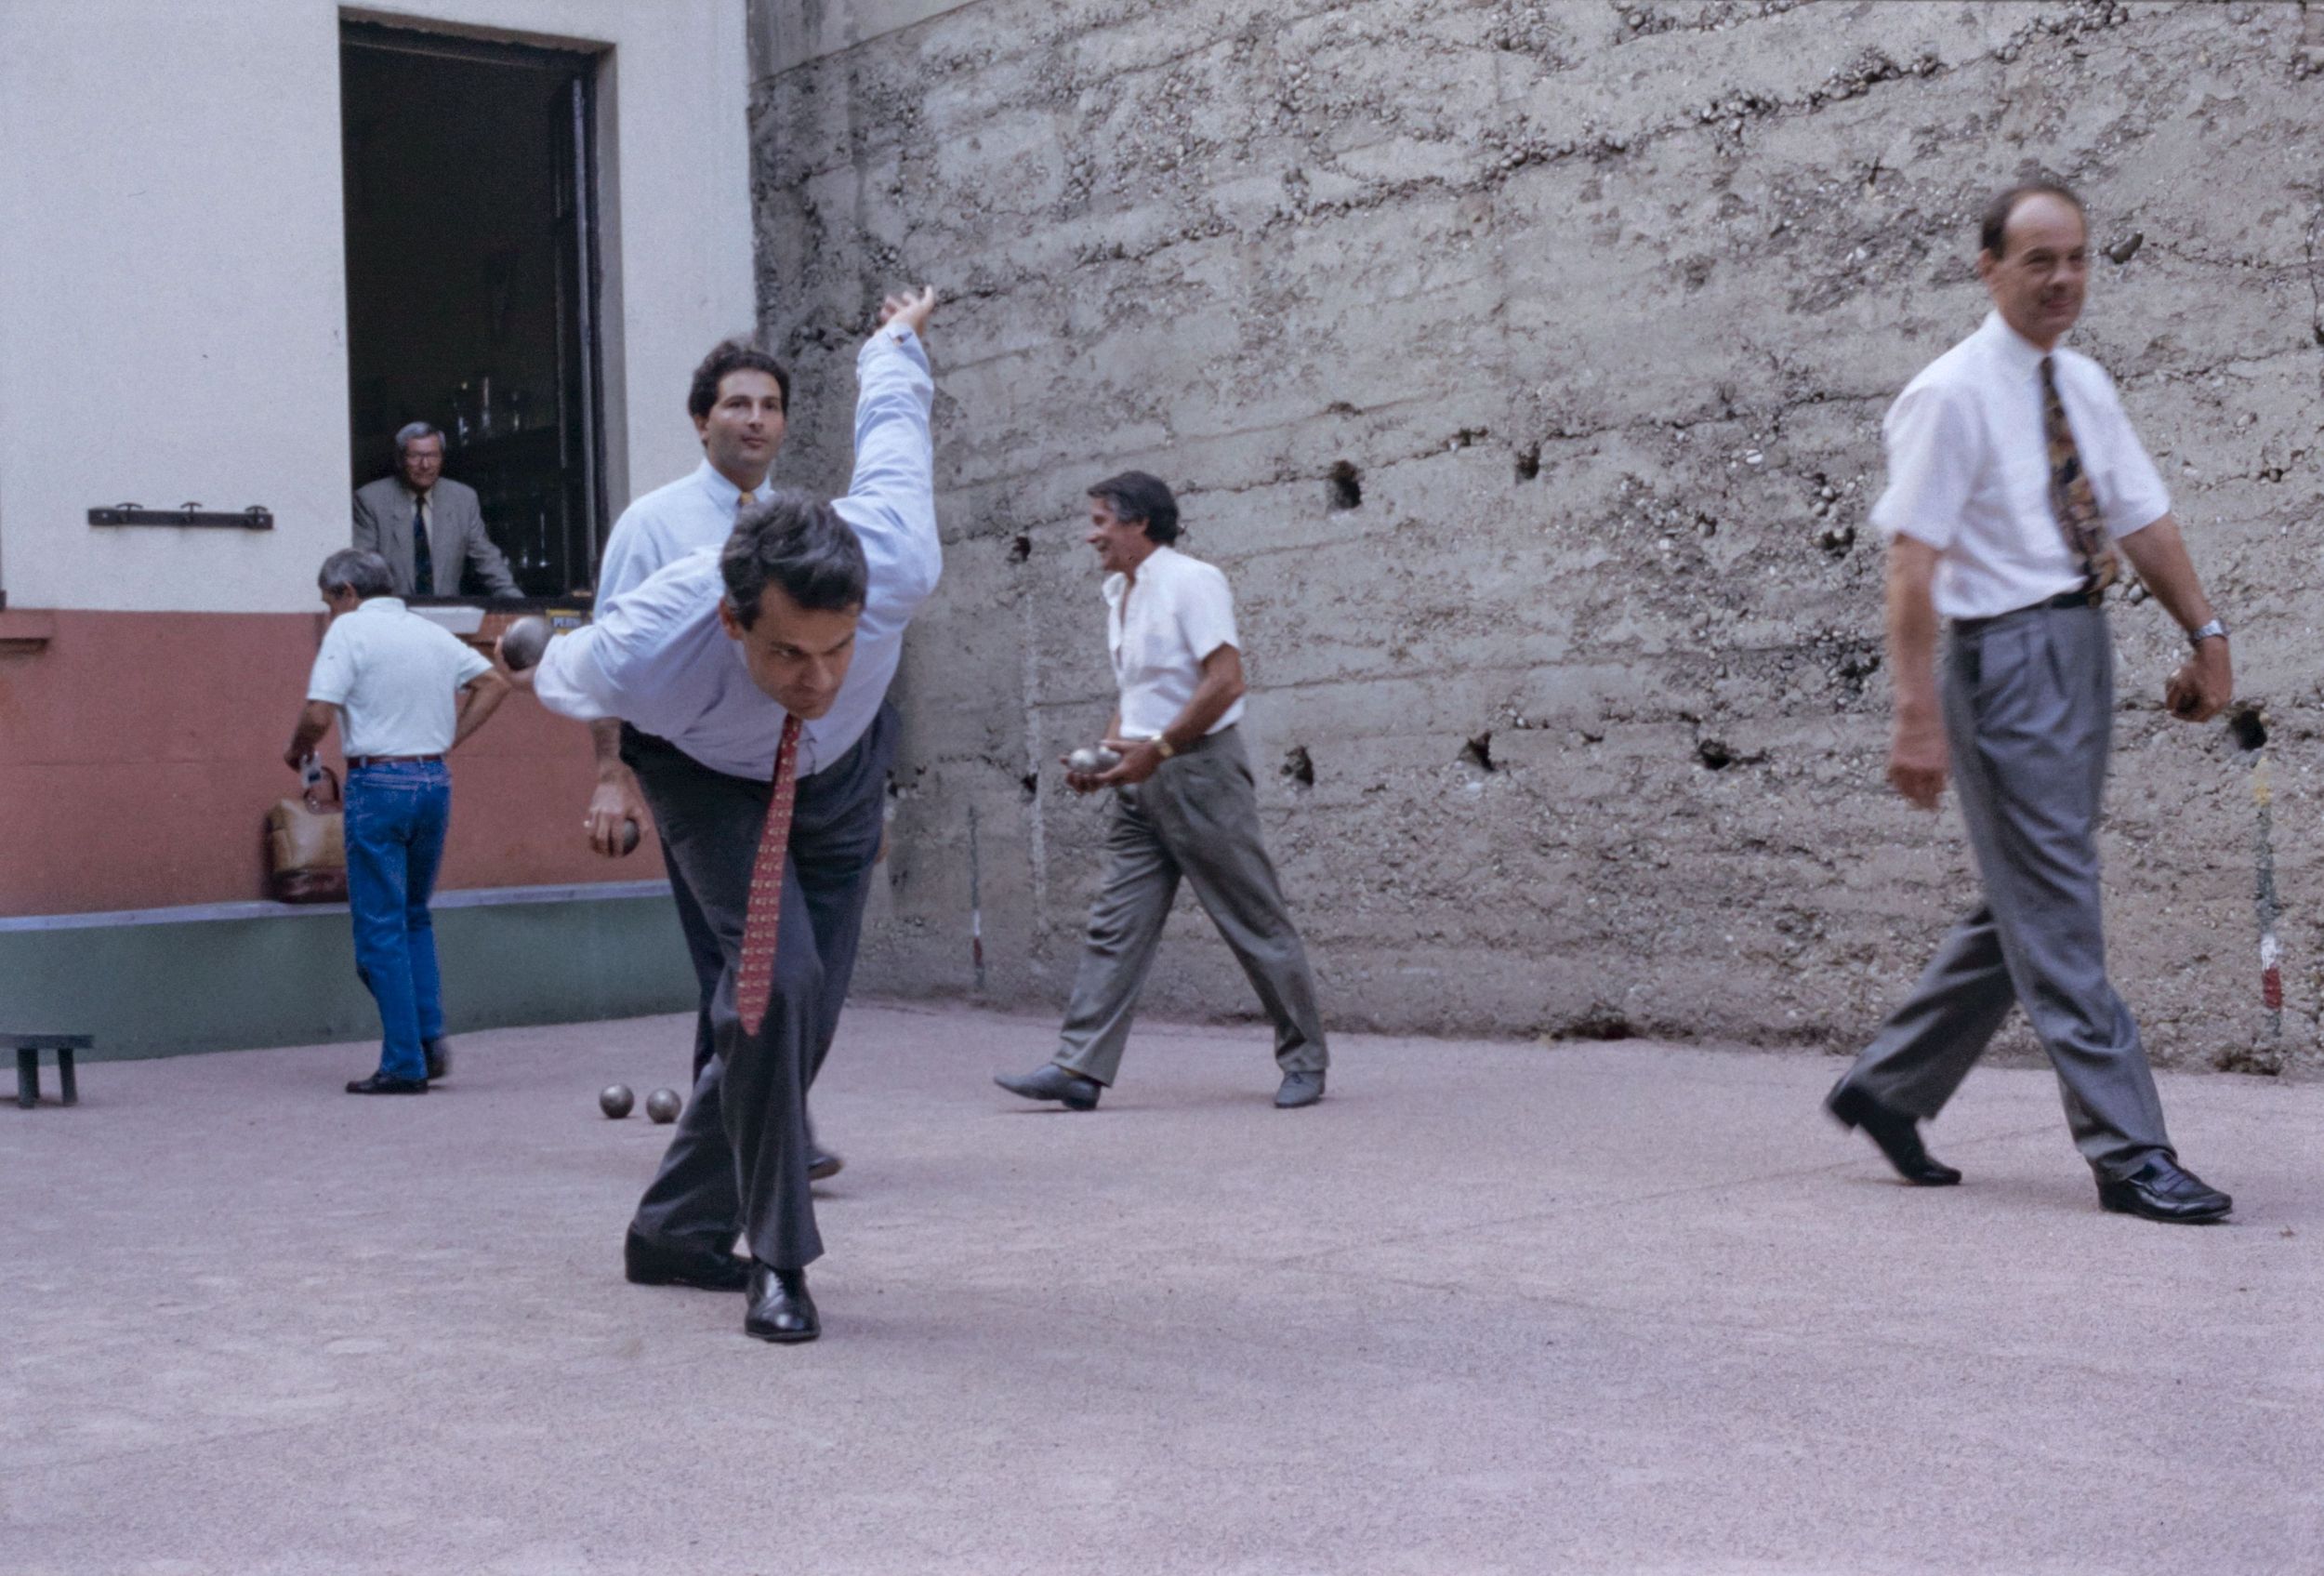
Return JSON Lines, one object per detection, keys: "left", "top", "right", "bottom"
{"left": 597, "top": 459, "right": 759, "bottom": 610}
{"left": 534, "top": 325, "right": 940, "bottom": 780}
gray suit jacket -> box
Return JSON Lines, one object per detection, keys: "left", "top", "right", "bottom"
{"left": 351, "top": 475, "right": 521, "bottom": 598}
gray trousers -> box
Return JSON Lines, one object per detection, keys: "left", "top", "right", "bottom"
{"left": 1053, "top": 725, "right": 1327, "bottom": 1085}
{"left": 627, "top": 702, "right": 896, "bottom": 1268}
{"left": 1842, "top": 603, "right": 2172, "bottom": 1180}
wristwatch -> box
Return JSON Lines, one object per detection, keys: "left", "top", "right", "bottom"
{"left": 2186, "top": 617, "right": 2229, "bottom": 649}
{"left": 1153, "top": 736, "right": 1177, "bottom": 760}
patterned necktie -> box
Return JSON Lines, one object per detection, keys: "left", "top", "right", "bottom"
{"left": 734, "top": 713, "right": 803, "bottom": 1037}
{"left": 738, "top": 489, "right": 756, "bottom": 510}
{"left": 412, "top": 497, "right": 434, "bottom": 594}
{"left": 2040, "top": 356, "right": 2117, "bottom": 598}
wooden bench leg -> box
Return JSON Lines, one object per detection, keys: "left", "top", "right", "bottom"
{"left": 58, "top": 1049, "right": 76, "bottom": 1107}
{"left": 16, "top": 1048, "right": 35, "bottom": 1108}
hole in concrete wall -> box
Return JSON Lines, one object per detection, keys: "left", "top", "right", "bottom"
{"left": 1459, "top": 733, "right": 1496, "bottom": 773}
{"left": 2105, "top": 232, "right": 2144, "bottom": 265}
{"left": 1514, "top": 444, "right": 1540, "bottom": 482}
{"left": 1558, "top": 1003, "right": 1632, "bottom": 1041}
{"left": 1327, "top": 460, "right": 1363, "bottom": 510}
{"left": 1696, "top": 739, "right": 1735, "bottom": 770}
{"left": 1019, "top": 772, "right": 1038, "bottom": 801}
{"left": 1008, "top": 534, "right": 1032, "bottom": 563}
{"left": 2229, "top": 706, "right": 2268, "bottom": 751}
{"left": 1282, "top": 745, "right": 1315, "bottom": 787}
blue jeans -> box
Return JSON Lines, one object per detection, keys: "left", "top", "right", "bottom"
{"left": 344, "top": 761, "right": 453, "bottom": 1080}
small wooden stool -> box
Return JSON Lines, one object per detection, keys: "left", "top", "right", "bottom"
{"left": 10, "top": 1033, "right": 91, "bottom": 1107}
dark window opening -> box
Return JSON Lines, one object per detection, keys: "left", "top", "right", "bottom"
{"left": 339, "top": 21, "right": 605, "bottom": 600}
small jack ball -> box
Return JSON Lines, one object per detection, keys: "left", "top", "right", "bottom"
{"left": 645, "top": 1088, "right": 682, "bottom": 1124}
{"left": 599, "top": 1083, "right": 635, "bottom": 1119}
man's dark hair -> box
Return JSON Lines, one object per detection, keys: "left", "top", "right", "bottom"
{"left": 1088, "top": 470, "right": 1181, "bottom": 545}
{"left": 720, "top": 489, "right": 867, "bottom": 628}
{"left": 688, "top": 337, "right": 792, "bottom": 422}
{"left": 318, "top": 549, "right": 395, "bottom": 600}
{"left": 1979, "top": 181, "right": 2085, "bottom": 259}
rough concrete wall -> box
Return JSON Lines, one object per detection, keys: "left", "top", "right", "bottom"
{"left": 751, "top": 0, "right": 2324, "bottom": 1074}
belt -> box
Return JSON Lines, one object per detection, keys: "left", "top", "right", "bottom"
{"left": 346, "top": 754, "right": 443, "bottom": 769}
{"left": 1951, "top": 588, "right": 2099, "bottom": 635}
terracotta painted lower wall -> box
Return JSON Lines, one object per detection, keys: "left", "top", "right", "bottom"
{"left": 0, "top": 609, "right": 660, "bottom": 916}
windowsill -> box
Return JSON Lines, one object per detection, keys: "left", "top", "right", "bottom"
{"left": 0, "top": 608, "right": 56, "bottom": 653}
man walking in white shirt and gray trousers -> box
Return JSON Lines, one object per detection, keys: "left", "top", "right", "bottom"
{"left": 997, "top": 471, "right": 1329, "bottom": 1112}
{"left": 1828, "top": 182, "right": 2235, "bottom": 1224}
{"left": 520, "top": 288, "right": 941, "bottom": 1343}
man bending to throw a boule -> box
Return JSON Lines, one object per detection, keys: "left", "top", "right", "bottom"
{"left": 513, "top": 287, "right": 941, "bottom": 1342}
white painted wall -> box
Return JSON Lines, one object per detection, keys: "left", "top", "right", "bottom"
{"left": 0, "top": 0, "right": 752, "bottom": 614}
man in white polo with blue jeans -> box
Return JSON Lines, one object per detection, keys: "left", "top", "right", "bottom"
{"left": 284, "top": 549, "right": 509, "bottom": 1094}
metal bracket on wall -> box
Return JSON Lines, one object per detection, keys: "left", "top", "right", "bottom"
{"left": 88, "top": 503, "right": 273, "bottom": 530}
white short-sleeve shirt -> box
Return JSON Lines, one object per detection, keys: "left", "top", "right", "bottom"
{"left": 1871, "top": 311, "right": 2172, "bottom": 621}
{"left": 306, "top": 597, "right": 493, "bottom": 758}
{"left": 1105, "top": 545, "right": 1244, "bottom": 740}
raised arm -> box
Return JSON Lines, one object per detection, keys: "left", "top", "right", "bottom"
{"left": 837, "top": 287, "right": 943, "bottom": 635}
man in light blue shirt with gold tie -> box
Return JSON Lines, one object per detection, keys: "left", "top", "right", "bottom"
{"left": 583, "top": 337, "right": 862, "bottom": 1174}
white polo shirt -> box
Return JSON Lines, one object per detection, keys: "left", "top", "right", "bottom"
{"left": 1871, "top": 311, "right": 2172, "bottom": 621}
{"left": 1106, "top": 545, "right": 1244, "bottom": 740}
{"left": 307, "top": 597, "right": 493, "bottom": 758}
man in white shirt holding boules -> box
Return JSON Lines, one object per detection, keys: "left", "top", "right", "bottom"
{"left": 1827, "top": 181, "right": 2236, "bottom": 1224}
{"left": 996, "top": 471, "right": 1330, "bottom": 1112}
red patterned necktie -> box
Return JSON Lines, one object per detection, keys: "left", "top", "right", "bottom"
{"left": 734, "top": 713, "right": 802, "bottom": 1037}
{"left": 2040, "top": 355, "right": 2118, "bottom": 599}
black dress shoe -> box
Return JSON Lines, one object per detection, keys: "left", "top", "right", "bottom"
{"left": 810, "top": 1148, "right": 844, "bottom": 1182}
{"left": 1825, "top": 1079, "right": 1960, "bottom": 1185}
{"left": 744, "top": 1263, "right": 819, "bottom": 1343}
{"left": 346, "top": 1073, "right": 429, "bottom": 1095}
{"left": 423, "top": 1038, "right": 451, "bottom": 1082}
{"left": 1274, "top": 1069, "right": 1326, "bottom": 1108}
{"left": 625, "top": 1226, "right": 751, "bottom": 1291}
{"left": 995, "top": 1064, "right": 1102, "bottom": 1110}
{"left": 2098, "top": 1157, "right": 2232, "bottom": 1224}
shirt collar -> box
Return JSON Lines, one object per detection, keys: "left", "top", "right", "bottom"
{"left": 354, "top": 596, "right": 406, "bottom": 616}
{"left": 1979, "top": 309, "right": 2056, "bottom": 377}
{"left": 694, "top": 458, "right": 766, "bottom": 511}
{"left": 1103, "top": 544, "right": 1177, "bottom": 606}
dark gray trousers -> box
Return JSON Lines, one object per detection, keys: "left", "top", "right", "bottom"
{"left": 1052, "top": 725, "right": 1327, "bottom": 1086}
{"left": 626, "top": 702, "right": 896, "bottom": 1268}
{"left": 1841, "top": 603, "right": 2173, "bottom": 1180}
{"left": 624, "top": 724, "right": 724, "bottom": 1083}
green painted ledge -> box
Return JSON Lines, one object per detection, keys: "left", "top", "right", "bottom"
{"left": 0, "top": 884, "right": 696, "bottom": 1061}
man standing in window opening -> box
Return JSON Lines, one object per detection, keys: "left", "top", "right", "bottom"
{"left": 993, "top": 472, "right": 1331, "bottom": 1113}
{"left": 514, "top": 287, "right": 941, "bottom": 1344}
{"left": 1827, "top": 181, "right": 2235, "bottom": 1224}
{"left": 353, "top": 423, "right": 523, "bottom": 600}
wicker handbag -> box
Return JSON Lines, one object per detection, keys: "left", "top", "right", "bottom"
{"left": 267, "top": 764, "right": 347, "bottom": 904}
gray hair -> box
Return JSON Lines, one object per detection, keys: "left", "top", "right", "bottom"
{"left": 394, "top": 421, "right": 443, "bottom": 456}
{"left": 319, "top": 549, "right": 396, "bottom": 600}
{"left": 720, "top": 489, "right": 867, "bottom": 628}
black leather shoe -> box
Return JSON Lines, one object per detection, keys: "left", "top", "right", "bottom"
{"left": 744, "top": 1263, "right": 819, "bottom": 1343}
{"left": 995, "top": 1064, "right": 1102, "bottom": 1110}
{"left": 809, "top": 1148, "right": 844, "bottom": 1182}
{"left": 1826, "top": 1079, "right": 1960, "bottom": 1185}
{"left": 1274, "top": 1069, "right": 1326, "bottom": 1108}
{"left": 624, "top": 1226, "right": 751, "bottom": 1291}
{"left": 2098, "top": 1157, "right": 2232, "bottom": 1224}
{"left": 423, "top": 1038, "right": 451, "bottom": 1082}
{"left": 346, "top": 1073, "right": 429, "bottom": 1095}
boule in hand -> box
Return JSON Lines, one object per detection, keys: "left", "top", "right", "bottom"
{"left": 499, "top": 615, "right": 551, "bottom": 672}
